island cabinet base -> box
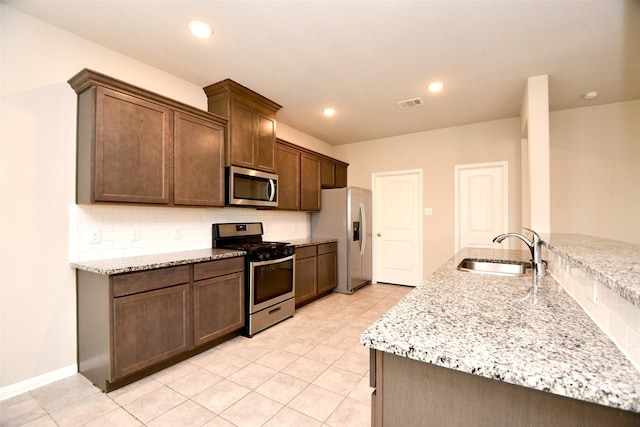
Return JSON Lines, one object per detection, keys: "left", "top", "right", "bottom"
{"left": 371, "top": 350, "right": 640, "bottom": 427}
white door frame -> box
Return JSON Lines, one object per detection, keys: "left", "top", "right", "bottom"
{"left": 371, "top": 169, "right": 423, "bottom": 285}
{"left": 454, "top": 161, "right": 508, "bottom": 252}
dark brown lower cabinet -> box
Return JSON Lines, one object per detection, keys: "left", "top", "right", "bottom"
{"left": 76, "top": 257, "right": 244, "bottom": 392}
{"left": 113, "top": 283, "right": 191, "bottom": 379}
{"left": 371, "top": 350, "right": 640, "bottom": 427}
{"left": 193, "top": 258, "right": 244, "bottom": 346}
{"left": 294, "top": 242, "right": 337, "bottom": 308}
{"left": 317, "top": 243, "right": 337, "bottom": 294}
{"left": 295, "top": 245, "right": 318, "bottom": 306}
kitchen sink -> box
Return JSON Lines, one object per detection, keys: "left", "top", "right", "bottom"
{"left": 457, "top": 258, "right": 531, "bottom": 276}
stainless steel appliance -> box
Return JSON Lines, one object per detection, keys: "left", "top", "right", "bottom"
{"left": 311, "top": 187, "right": 372, "bottom": 294}
{"left": 226, "top": 166, "right": 278, "bottom": 208}
{"left": 212, "top": 222, "right": 294, "bottom": 337}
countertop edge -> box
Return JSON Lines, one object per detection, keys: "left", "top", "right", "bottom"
{"left": 69, "top": 238, "right": 338, "bottom": 275}
{"left": 288, "top": 237, "right": 338, "bottom": 247}
{"left": 70, "top": 249, "right": 246, "bottom": 275}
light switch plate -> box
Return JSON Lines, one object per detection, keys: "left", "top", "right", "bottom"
{"left": 424, "top": 208, "right": 433, "bottom": 216}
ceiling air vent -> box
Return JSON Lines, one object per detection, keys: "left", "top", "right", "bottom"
{"left": 396, "top": 97, "right": 424, "bottom": 110}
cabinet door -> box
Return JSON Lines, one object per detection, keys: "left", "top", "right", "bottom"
{"left": 229, "top": 100, "right": 255, "bottom": 169}
{"left": 112, "top": 283, "right": 191, "bottom": 379}
{"left": 335, "top": 164, "right": 348, "bottom": 188}
{"left": 275, "top": 143, "right": 301, "bottom": 210}
{"left": 95, "top": 87, "right": 172, "bottom": 204}
{"left": 193, "top": 272, "right": 244, "bottom": 346}
{"left": 255, "top": 113, "right": 276, "bottom": 172}
{"left": 300, "top": 153, "right": 321, "bottom": 211}
{"left": 174, "top": 112, "right": 225, "bottom": 206}
{"left": 295, "top": 256, "right": 317, "bottom": 306}
{"left": 321, "top": 160, "right": 336, "bottom": 188}
{"left": 317, "top": 250, "right": 337, "bottom": 294}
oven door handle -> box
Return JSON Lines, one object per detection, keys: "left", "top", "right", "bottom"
{"left": 250, "top": 253, "right": 295, "bottom": 268}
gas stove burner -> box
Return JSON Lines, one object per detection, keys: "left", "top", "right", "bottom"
{"left": 212, "top": 222, "right": 294, "bottom": 261}
{"left": 233, "top": 242, "right": 289, "bottom": 250}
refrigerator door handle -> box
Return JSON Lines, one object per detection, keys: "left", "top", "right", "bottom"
{"left": 360, "top": 202, "right": 366, "bottom": 256}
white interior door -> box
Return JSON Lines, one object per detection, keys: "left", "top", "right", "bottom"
{"left": 455, "top": 161, "right": 508, "bottom": 251}
{"left": 373, "top": 170, "right": 422, "bottom": 286}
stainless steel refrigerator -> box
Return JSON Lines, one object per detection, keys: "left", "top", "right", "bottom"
{"left": 311, "top": 187, "right": 372, "bottom": 294}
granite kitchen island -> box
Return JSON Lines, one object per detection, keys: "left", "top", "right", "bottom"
{"left": 361, "top": 243, "right": 640, "bottom": 426}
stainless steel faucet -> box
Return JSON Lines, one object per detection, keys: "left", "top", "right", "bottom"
{"left": 492, "top": 227, "right": 545, "bottom": 276}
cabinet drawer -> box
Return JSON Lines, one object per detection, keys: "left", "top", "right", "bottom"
{"left": 194, "top": 257, "right": 244, "bottom": 281}
{"left": 318, "top": 242, "right": 337, "bottom": 255}
{"left": 295, "top": 245, "right": 317, "bottom": 259}
{"left": 113, "top": 266, "right": 189, "bottom": 297}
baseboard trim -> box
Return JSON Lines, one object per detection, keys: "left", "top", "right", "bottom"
{"left": 0, "top": 364, "right": 78, "bottom": 401}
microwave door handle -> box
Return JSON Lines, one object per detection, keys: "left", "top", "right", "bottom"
{"left": 268, "top": 179, "right": 276, "bottom": 202}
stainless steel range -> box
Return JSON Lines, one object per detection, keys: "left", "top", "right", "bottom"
{"left": 212, "top": 222, "right": 295, "bottom": 337}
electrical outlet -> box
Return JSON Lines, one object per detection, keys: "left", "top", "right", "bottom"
{"left": 131, "top": 228, "right": 140, "bottom": 241}
{"left": 90, "top": 228, "right": 101, "bottom": 244}
{"left": 173, "top": 227, "right": 182, "bottom": 239}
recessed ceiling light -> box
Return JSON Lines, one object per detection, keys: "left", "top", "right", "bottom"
{"left": 583, "top": 91, "right": 598, "bottom": 100}
{"left": 428, "top": 81, "right": 444, "bottom": 93}
{"left": 323, "top": 108, "right": 336, "bottom": 117}
{"left": 188, "top": 20, "right": 212, "bottom": 39}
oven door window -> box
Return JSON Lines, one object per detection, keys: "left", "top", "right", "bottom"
{"left": 253, "top": 258, "right": 294, "bottom": 305}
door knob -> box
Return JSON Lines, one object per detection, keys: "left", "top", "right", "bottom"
{"left": 377, "top": 233, "right": 381, "bottom": 237}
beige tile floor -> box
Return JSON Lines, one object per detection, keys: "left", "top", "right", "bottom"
{"left": 2, "top": 283, "right": 412, "bottom": 427}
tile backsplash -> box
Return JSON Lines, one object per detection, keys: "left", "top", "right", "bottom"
{"left": 546, "top": 248, "right": 640, "bottom": 372}
{"left": 70, "top": 204, "right": 310, "bottom": 262}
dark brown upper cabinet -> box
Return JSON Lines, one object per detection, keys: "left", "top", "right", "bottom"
{"left": 203, "top": 79, "right": 281, "bottom": 173}
{"left": 275, "top": 141, "right": 301, "bottom": 210}
{"left": 275, "top": 138, "right": 349, "bottom": 211}
{"left": 173, "top": 112, "right": 225, "bottom": 206}
{"left": 68, "top": 68, "right": 227, "bottom": 207}
{"left": 300, "top": 152, "right": 322, "bottom": 211}
{"left": 321, "top": 159, "right": 348, "bottom": 189}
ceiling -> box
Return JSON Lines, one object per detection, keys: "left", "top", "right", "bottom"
{"left": 4, "top": 0, "right": 639, "bottom": 145}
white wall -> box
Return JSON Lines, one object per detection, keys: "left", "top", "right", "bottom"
{"left": 550, "top": 100, "right": 640, "bottom": 244}
{"left": 520, "top": 75, "right": 551, "bottom": 233}
{"left": 333, "top": 99, "right": 640, "bottom": 281}
{"left": 335, "top": 118, "right": 523, "bottom": 277}
{"left": 0, "top": 5, "right": 315, "bottom": 396}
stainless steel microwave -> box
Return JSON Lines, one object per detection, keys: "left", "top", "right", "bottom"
{"left": 226, "top": 166, "right": 278, "bottom": 207}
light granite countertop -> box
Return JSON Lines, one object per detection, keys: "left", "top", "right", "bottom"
{"left": 70, "top": 248, "right": 245, "bottom": 275}
{"left": 361, "top": 247, "right": 640, "bottom": 413}
{"left": 70, "top": 238, "right": 337, "bottom": 275}
{"left": 543, "top": 233, "right": 640, "bottom": 308}
{"left": 287, "top": 237, "right": 338, "bottom": 247}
